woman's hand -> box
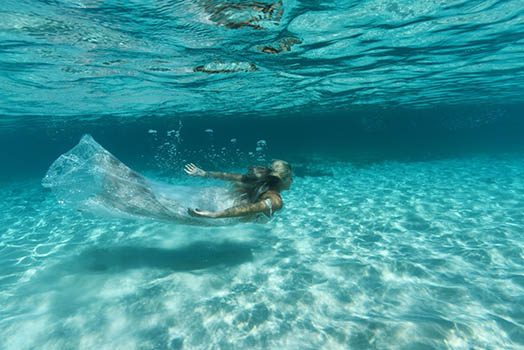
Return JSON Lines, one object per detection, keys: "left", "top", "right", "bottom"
{"left": 188, "top": 208, "right": 217, "bottom": 218}
{"left": 184, "top": 163, "right": 206, "bottom": 177}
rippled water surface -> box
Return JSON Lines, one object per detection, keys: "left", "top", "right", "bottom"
{"left": 1, "top": 0, "right": 524, "bottom": 118}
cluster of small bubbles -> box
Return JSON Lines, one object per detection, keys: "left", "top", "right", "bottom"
{"left": 150, "top": 121, "right": 186, "bottom": 173}
{"left": 146, "top": 129, "right": 156, "bottom": 139}
{"left": 147, "top": 122, "right": 270, "bottom": 174}
{"left": 199, "top": 130, "right": 250, "bottom": 170}
{"left": 255, "top": 139, "right": 268, "bottom": 163}
{"left": 256, "top": 139, "right": 267, "bottom": 150}
{"left": 167, "top": 120, "right": 183, "bottom": 143}
{"left": 166, "top": 128, "right": 182, "bottom": 143}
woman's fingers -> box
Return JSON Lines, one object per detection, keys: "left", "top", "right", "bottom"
{"left": 184, "top": 163, "right": 198, "bottom": 175}
{"left": 185, "top": 163, "right": 206, "bottom": 177}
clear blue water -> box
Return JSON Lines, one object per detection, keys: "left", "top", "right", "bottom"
{"left": 1, "top": 1, "right": 524, "bottom": 349}
{"left": 1, "top": 0, "right": 524, "bottom": 119}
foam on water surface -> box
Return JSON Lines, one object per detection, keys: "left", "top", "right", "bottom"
{"left": 1, "top": 154, "right": 523, "bottom": 349}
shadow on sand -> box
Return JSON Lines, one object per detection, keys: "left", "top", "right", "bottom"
{"left": 72, "top": 241, "right": 255, "bottom": 273}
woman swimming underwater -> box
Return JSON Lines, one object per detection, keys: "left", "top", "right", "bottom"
{"left": 184, "top": 160, "right": 292, "bottom": 220}
{"left": 42, "top": 135, "right": 292, "bottom": 224}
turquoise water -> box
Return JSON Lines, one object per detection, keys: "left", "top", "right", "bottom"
{"left": 2, "top": 0, "right": 524, "bottom": 349}
{"left": 2, "top": 0, "right": 524, "bottom": 119}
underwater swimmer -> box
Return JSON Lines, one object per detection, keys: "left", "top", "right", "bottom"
{"left": 185, "top": 160, "right": 292, "bottom": 220}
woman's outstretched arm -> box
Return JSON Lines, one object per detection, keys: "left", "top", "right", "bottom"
{"left": 184, "top": 163, "right": 245, "bottom": 182}
{"left": 188, "top": 193, "right": 283, "bottom": 219}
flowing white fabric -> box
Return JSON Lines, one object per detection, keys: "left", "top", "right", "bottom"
{"left": 42, "top": 134, "right": 237, "bottom": 225}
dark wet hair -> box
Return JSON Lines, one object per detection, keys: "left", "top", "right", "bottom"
{"left": 230, "top": 165, "right": 280, "bottom": 203}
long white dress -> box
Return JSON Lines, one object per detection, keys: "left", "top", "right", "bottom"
{"left": 42, "top": 134, "right": 241, "bottom": 225}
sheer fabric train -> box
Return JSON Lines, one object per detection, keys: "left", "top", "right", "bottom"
{"left": 42, "top": 135, "right": 237, "bottom": 225}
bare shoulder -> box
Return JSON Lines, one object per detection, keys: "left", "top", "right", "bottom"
{"left": 260, "top": 191, "right": 283, "bottom": 211}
